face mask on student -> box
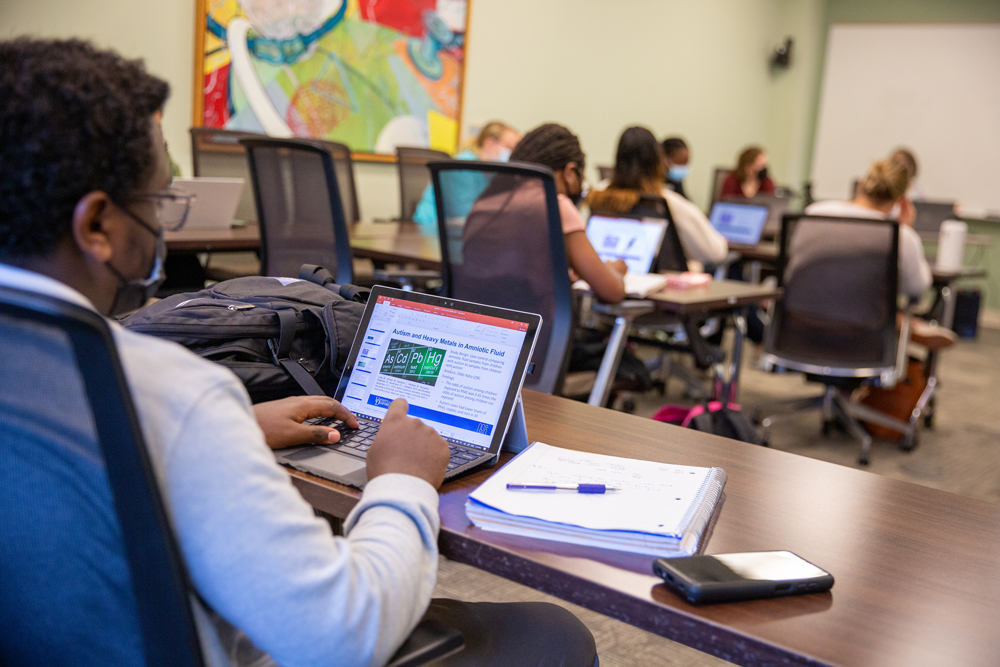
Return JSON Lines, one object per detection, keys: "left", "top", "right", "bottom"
{"left": 668, "top": 165, "right": 690, "bottom": 182}
{"left": 889, "top": 202, "right": 902, "bottom": 220}
{"left": 496, "top": 147, "right": 511, "bottom": 162}
{"left": 106, "top": 217, "right": 167, "bottom": 316}
{"left": 757, "top": 167, "right": 768, "bottom": 181}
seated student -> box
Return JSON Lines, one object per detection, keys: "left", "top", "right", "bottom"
{"left": 661, "top": 136, "right": 691, "bottom": 200}
{"left": 0, "top": 38, "right": 598, "bottom": 667}
{"left": 720, "top": 145, "right": 775, "bottom": 198}
{"left": 412, "top": 121, "right": 520, "bottom": 229}
{"left": 492, "top": 123, "right": 627, "bottom": 303}
{"left": 590, "top": 126, "right": 728, "bottom": 268}
{"left": 804, "top": 158, "right": 932, "bottom": 299}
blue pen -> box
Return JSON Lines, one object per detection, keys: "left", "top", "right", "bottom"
{"left": 506, "top": 483, "right": 621, "bottom": 494}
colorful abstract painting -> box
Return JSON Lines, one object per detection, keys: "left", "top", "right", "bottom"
{"left": 197, "top": 0, "right": 468, "bottom": 157}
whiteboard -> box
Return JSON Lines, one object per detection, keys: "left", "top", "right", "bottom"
{"left": 811, "top": 24, "right": 1000, "bottom": 216}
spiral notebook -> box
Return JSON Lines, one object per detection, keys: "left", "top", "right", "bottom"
{"left": 466, "top": 442, "right": 726, "bottom": 556}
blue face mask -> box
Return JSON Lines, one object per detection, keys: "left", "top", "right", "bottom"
{"left": 668, "top": 165, "right": 690, "bottom": 182}
{"left": 496, "top": 147, "right": 511, "bottom": 162}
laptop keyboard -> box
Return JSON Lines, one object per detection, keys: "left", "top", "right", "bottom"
{"left": 306, "top": 417, "right": 485, "bottom": 472}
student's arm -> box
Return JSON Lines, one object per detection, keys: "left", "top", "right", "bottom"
{"left": 663, "top": 190, "right": 728, "bottom": 266}
{"left": 164, "top": 380, "right": 440, "bottom": 667}
{"left": 565, "top": 230, "right": 626, "bottom": 303}
{"left": 412, "top": 183, "right": 438, "bottom": 227}
{"left": 898, "top": 224, "right": 933, "bottom": 298}
{"left": 557, "top": 195, "right": 625, "bottom": 302}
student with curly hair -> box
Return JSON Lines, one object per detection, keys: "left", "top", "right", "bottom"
{"left": 0, "top": 38, "right": 597, "bottom": 667}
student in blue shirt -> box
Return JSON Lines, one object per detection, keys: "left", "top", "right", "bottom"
{"left": 412, "top": 121, "right": 520, "bottom": 230}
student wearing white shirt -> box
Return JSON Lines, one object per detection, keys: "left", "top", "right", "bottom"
{"left": 805, "top": 158, "right": 933, "bottom": 298}
{"left": 0, "top": 38, "right": 597, "bottom": 667}
{"left": 589, "top": 126, "right": 729, "bottom": 269}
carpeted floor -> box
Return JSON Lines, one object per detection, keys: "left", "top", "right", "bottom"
{"left": 431, "top": 327, "right": 1000, "bottom": 666}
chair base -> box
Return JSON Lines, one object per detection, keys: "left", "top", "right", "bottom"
{"left": 752, "top": 383, "right": 929, "bottom": 465}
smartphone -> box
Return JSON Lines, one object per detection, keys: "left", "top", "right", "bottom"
{"left": 653, "top": 550, "right": 834, "bottom": 604}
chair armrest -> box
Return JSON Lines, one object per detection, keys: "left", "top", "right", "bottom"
{"left": 893, "top": 309, "right": 914, "bottom": 386}
{"left": 385, "top": 619, "right": 464, "bottom": 667}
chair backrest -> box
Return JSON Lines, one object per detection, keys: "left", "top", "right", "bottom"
{"left": 762, "top": 214, "right": 900, "bottom": 376}
{"left": 241, "top": 137, "right": 353, "bottom": 284}
{"left": 397, "top": 146, "right": 450, "bottom": 221}
{"left": 428, "top": 160, "right": 574, "bottom": 395}
{"left": 319, "top": 140, "right": 361, "bottom": 225}
{"left": 710, "top": 167, "right": 733, "bottom": 208}
{"left": 190, "top": 127, "right": 264, "bottom": 223}
{"left": 597, "top": 165, "right": 614, "bottom": 182}
{"left": 621, "top": 194, "right": 688, "bottom": 273}
{"left": 0, "top": 287, "right": 204, "bottom": 667}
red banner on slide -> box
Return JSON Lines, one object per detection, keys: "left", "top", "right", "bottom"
{"left": 376, "top": 296, "right": 530, "bottom": 332}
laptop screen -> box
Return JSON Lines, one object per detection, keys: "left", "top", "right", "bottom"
{"left": 337, "top": 288, "right": 540, "bottom": 452}
{"left": 585, "top": 215, "right": 668, "bottom": 274}
{"left": 709, "top": 202, "right": 770, "bottom": 245}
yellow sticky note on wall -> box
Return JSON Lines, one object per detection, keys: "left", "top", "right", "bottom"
{"left": 428, "top": 111, "right": 458, "bottom": 155}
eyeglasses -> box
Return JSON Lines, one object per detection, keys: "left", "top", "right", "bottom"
{"left": 128, "top": 188, "right": 195, "bottom": 231}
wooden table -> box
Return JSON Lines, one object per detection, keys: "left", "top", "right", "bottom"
{"left": 288, "top": 390, "right": 1000, "bottom": 667}
{"left": 586, "top": 280, "right": 780, "bottom": 406}
{"left": 165, "top": 222, "right": 443, "bottom": 270}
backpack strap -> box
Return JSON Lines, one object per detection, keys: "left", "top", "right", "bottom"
{"left": 269, "top": 309, "right": 326, "bottom": 396}
{"left": 300, "top": 263, "right": 370, "bottom": 303}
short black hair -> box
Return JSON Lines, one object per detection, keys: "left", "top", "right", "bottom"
{"left": 0, "top": 38, "right": 170, "bottom": 259}
{"left": 662, "top": 137, "right": 687, "bottom": 158}
{"left": 510, "top": 123, "right": 585, "bottom": 173}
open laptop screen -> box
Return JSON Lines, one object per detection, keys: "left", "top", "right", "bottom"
{"left": 337, "top": 288, "right": 540, "bottom": 452}
{"left": 586, "top": 215, "right": 668, "bottom": 274}
{"left": 709, "top": 202, "right": 770, "bottom": 245}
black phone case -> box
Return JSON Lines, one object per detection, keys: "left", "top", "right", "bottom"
{"left": 653, "top": 555, "right": 834, "bottom": 605}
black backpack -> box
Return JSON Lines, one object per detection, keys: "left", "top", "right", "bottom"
{"left": 121, "top": 266, "right": 367, "bottom": 403}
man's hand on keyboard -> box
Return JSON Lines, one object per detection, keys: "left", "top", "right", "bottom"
{"left": 367, "top": 399, "right": 449, "bottom": 489}
{"left": 253, "top": 396, "right": 359, "bottom": 450}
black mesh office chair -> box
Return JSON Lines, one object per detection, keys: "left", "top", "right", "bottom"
{"left": 429, "top": 160, "right": 574, "bottom": 395}
{"left": 593, "top": 195, "right": 722, "bottom": 394}
{"left": 397, "top": 146, "right": 450, "bottom": 222}
{"left": 753, "top": 214, "right": 915, "bottom": 464}
{"left": 321, "top": 140, "right": 362, "bottom": 225}
{"left": 241, "top": 137, "right": 355, "bottom": 284}
{"left": 0, "top": 286, "right": 462, "bottom": 666}
{"left": 0, "top": 287, "right": 205, "bottom": 667}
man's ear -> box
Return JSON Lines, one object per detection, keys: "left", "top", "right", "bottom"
{"left": 71, "top": 192, "right": 114, "bottom": 264}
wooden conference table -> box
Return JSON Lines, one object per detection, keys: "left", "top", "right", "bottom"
{"left": 288, "top": 390, "right": 1000, "bottom": 667}
{"left": 165, "top": 221, "right": 443, "bottom": 270}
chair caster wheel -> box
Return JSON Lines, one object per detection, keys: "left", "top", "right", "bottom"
{"left": 857, "top": 454, "right": 870, "bottom": 465}
{"left": 923, "top": 414, "right": 934, "bottom": 429}
{"left": 822, "top": 420, "right": 834, "bottom": 436}
{"left": 900, "top": 431, "right": 919, "bottom": 452}
{"left": 622, "top": 398, "right": 636, "bottom": 414}
{"left": 760, "top": 434, "right": 770, "bottom": 448}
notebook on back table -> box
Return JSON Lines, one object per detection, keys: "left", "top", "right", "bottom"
{"left": 276, "top": 286, "right": 541, "bottom": 489}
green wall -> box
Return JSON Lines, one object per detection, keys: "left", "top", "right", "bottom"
{"left": 803, "top": 0, "right": 1000, "bottom": 310}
